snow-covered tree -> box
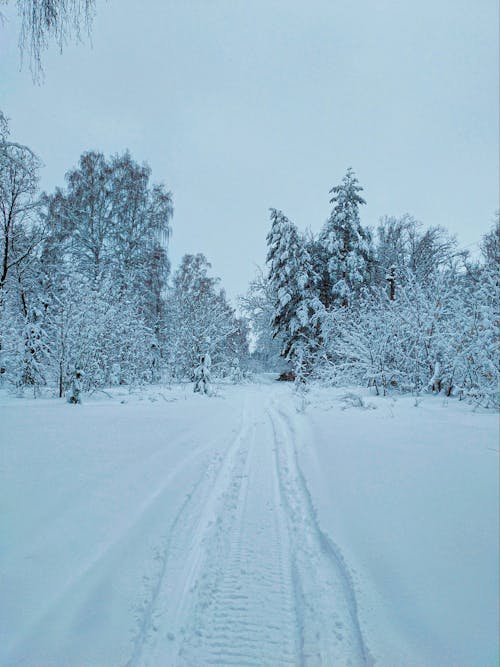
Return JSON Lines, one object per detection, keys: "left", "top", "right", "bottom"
{"left": 0, "top": 113, "right": 43, "bottom": 381}
{"left": 38, "top": 150, "right": 172, "bottom": 391}
{"left": 480, "top": 215, "right": 499, "bottom": 270}
{"left": 266, "top": 209, "right": 322, "bottom": 375}
{"left": 240, "top": 267, "right": 285, "bottom": 372}
{"left": 43, "top": 151, "right": 172, "bottom": 297}
{"left": 318, "top": 252, "right": 498, "bottom": 407}
{"left": 456, "top": 222, "right": 499, "bottom": 407}
{"left": 319, "top": 168, "right": 372, "bottom": 307}
{"left": 305, "top": 234, "right": 332, "bottom": 311}
{"left": 0, "top": 114, "right": 41, "bottom": 309}
{"left": 375, "top": 215, "right": 457, "bottom": 297}
{"left": 165, "top": 254, "right": 248, "bottom": 381}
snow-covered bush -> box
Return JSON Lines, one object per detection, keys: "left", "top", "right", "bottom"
{"left": 317, "top": 264, "right": 498, "bottom": 406}
{"left": 193, "top": 352, "right": 212, "bottom": 395}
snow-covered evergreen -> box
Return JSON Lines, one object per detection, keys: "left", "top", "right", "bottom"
{"left": 319, "top": 168, "right": 372, "bottom": 308}
{"left": 266, "top": 209, "right": 322, "bottom": 376}
{"left": 256, "top": 180, "right": 498, "bottom": 407}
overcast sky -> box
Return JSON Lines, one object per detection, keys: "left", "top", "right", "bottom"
{"left": 0, "top": 0, "right": 498, "bottom": 300}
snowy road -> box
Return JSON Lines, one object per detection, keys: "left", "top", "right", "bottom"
{"left": 126, "top": 394, "right": 369, "bottom": 667}
{"left": 1, "top": 381, "right": 498, "bottom": 666}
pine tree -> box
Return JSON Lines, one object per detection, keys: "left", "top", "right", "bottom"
{"left": 320, "top": 168, "right": 372, "bottom": 307}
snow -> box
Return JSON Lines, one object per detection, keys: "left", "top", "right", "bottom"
{"left": 1, "top": 381, "right": 498, "bottom": 667}
{"left": 280, "top": 388, "right": 499, "bottom": 666}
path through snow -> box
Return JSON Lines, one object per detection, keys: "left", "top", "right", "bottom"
{"left": 1, "top": 381, "right": 498, "bottom": 667}
{"left": 126, "top": 392, "right": 370, "bottom": 666}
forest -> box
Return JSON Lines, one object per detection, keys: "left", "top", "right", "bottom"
{"left": 1, "top": 112, "right": 498, "bottom": 407}
{"left": 1, "top": 3, "right": 499, "bottom": 666}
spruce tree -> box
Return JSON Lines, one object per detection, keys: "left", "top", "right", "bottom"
{"left": 266, "top": 209, "right": 321, "bottom": 375}
{"left": 320, "top": 168, "right": 372, "bottom": 307}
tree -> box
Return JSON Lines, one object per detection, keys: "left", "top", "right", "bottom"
{"left": 375, "top": 214, "right": 457, "bottom": 300}
{"left": 165, "top": 254, "right": 248, "bottom": 381}
{"left": 48, "top": 151, "right": 113, "bottom": 281}
{"left": 305, "top": 233, "right": 332, "bottom": 310}
{"left": 317, "top": 253, "right": 499, "bottom": 407}
{"left": 0, "top": 112, "right": 43, "bottom": 378}
{"left": 43, "top": 274, "right": 159, "bottom": 394}
{"left": 2, "top": 0, "right": 97, "bottom": 80}
{"left": 106, "top": 151, "right": 173, "bottom": 341}
{"left": 0, "top": 113, "right": 41, "bottom": 306}
{"left": 4, "top": 148, "right": 175, "bottom": 395}
{"left": 319, "top": 168, "right": 372, "bottom": 308}
{"left": 45, "top": 151, "right": 172, "bottom": 285}
{"left": 458, "top": 220, "right": 499, "bottom": 407}
{"left": 42, "top": 150, "right": 172, "bottom": 348}
{"left": 318, "top": 288, "right": 403, "bottom": 394}
{"left": 240, "top": 267, "right": 285, "bottom": 371}
{"left": 266, "top": 209, "right": 322, "bottom": 375}
{"left": 480, "top": 214, "right": 499, "bottom": 270}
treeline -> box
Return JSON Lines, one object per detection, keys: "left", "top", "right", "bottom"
{"left": 246, "top": 168, "right": 499, "bottom": 407}
{"left": 0, "top": 112, "right": 249, "bottom": 396}
{"left": 2, "top": 111, "right": 498, "bottom": 406}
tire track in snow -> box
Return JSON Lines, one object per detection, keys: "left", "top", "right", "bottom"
{"left": 268, "top": 400, "right": 373, "bottom": 667}
{"left": 125, "top": 397, "right": 252, "bottom": 667}
{"left": 125, "top": 388, "right": 373, "bottom": 667}
{"left": 6, "top": 425, "right": 233, "bottom": 666}
{"left": 178, "top": 403, "right": 299, "bottom": 666}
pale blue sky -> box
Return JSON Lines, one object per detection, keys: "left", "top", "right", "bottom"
{"left": 0, "top": 0, "right": 498, "bottom": 299}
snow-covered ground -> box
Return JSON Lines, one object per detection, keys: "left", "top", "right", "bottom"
{"left": 1, "top": 379, "right": 498, "bottom": 667}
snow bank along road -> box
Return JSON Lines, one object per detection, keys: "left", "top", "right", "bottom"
{"left": 1, "top": 382, "right": 498, "bottom": 666}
